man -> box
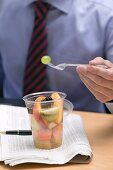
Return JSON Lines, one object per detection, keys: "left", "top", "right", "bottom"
{"left": 0, "top": 0, "right": 113, "bottom": 113}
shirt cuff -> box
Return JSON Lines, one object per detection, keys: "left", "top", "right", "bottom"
{"left": 105, "top": 102, "right": 113, "bottom": 113}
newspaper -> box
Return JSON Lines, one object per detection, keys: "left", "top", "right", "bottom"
{"left": 0, "top": 105, "right": 92, "bottom": 166}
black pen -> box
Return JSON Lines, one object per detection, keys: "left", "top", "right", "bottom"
{"left": 0, "top": 130, "right": 32, "bottom": 135}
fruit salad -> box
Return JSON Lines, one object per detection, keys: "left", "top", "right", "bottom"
{"left": 31, "top": 92, "right": 63, "bottom": 149}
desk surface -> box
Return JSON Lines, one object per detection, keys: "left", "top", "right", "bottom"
{"left": 0, "top": 110, "right": 113, "bottom": 170}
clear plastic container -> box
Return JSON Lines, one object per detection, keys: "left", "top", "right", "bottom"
{"left": 23, "top": 91, "right": 73, "bottom": 149}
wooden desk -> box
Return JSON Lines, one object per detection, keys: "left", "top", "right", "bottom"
{"left": 1, "top": 111, "right": 113, "bottom": 170}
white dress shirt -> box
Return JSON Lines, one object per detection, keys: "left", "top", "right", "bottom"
{"left": 0, "top": 0, "right": 113, "bottom": 113}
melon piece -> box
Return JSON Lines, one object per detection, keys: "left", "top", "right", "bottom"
{"left": 31, "top": 115, "right": 41, "bottom": 130}
{"left": 37, "top": 129, "right": 52, "bottom": 141}
{"left": 33, "top": 95, "right": 46, "bottom": 115}
{"left": 33, "top": 129, "right": 52, "bottom": 149}
{"left": 52, "top": 124, "right": 63, "bottom": 148}
{"left": 33, "top": 112, "right": 47, "bottom": 128}
{"left": 34, "top": 140, "right": 51, "bottom": 149}
{"left": 51, "top": 92, "right": 63, "bottom": 124}
{"left": 48, "top": 122, "right": 57, "bottom": 129}
{"left": 33, "top": 95, "right": 47, "bottom": 128}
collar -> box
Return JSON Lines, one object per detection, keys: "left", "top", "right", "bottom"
{"left": 23, "top": 0, "right": 73, "bottom": 14}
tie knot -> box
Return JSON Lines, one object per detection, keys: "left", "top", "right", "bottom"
{"left": 32, "top": 1, "right": 49, "bottom": 19}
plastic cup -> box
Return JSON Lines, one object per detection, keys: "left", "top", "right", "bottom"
{"left": 23, "top": 91, "right": 73, "bottom": 149}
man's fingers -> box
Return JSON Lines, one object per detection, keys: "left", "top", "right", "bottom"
{"left": 76, "top": 65, "right": 113, "bottom": 80}
{"left": 79, "top": 73, "right": 113, "bottom": 98}
{"left": 89, "top": 57, "right": 113, "bottom": 67}
{"left": 89, "top": 57, "right": 105, "bottom": 65}
{"left": 78, "top": 69, "right": 113, "bottom": 90}
{"left": 87, "top": 66, "right": 113, "bottom": 80}
{"left": 78, "top": 74, "right": 111, "bottom": 103}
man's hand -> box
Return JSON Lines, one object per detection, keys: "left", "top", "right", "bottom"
{"left": 76, "top": 57, "right": 113, "bottom": 103}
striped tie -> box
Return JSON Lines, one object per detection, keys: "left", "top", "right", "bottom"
{"left": 23, "top": 1, "right": 49, "bottom": 95}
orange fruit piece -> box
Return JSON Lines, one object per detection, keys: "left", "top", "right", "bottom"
{"left": 51, "top": 92, "right": 63, "bottom": 124}
{"left": 51, "top": 92, "right": 61, "bottom": 101}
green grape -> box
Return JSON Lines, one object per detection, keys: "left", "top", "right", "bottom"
{"left": 41, "top": 56, "right": 51, "bottom": 64}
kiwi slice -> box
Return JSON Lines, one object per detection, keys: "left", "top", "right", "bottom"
{"left": 41, "top": 114, "right": 57, "bottom": 122}
{"left": 40, "top": 107, "right": 59, "bottom": 122}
